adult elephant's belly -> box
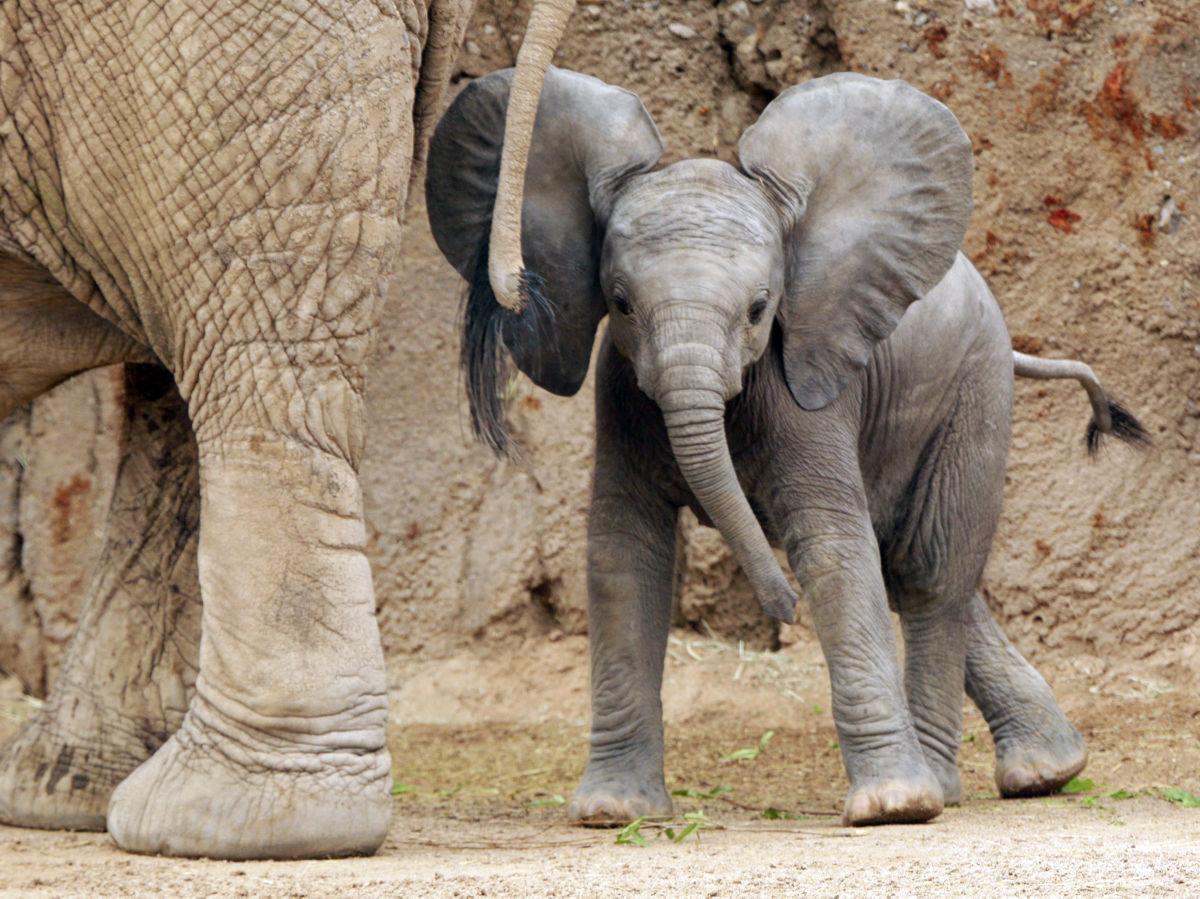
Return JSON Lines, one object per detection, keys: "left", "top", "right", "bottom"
{"left": 857, "top": 252, "right": 1015, "bottom": 520}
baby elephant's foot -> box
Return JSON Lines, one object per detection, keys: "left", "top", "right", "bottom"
{"left": 994, "top": 723, "right": 1087, "bottom": 798}
{"left": 843, "top": 771, "right": 944, "bottom": 826}
{"left": 568, "top": 766, "right": 672, "bottom": 827}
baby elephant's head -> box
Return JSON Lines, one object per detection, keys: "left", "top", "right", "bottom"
{"left": 427, "top": 67, "right": 973, "bottom": 622}
{"left": 600, "top": 160, "right": 784, "bottom": 405}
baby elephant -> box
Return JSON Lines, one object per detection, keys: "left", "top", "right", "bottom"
{"left": 426, "top": 68, "right": 1147, "bottom": 825}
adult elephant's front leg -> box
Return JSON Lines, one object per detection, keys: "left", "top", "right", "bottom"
{"left": 568, "top": 454, "right": 677, "bottom": 825}
{"left": 96, "top": 0, "right": 415, "bottom": 857}
{"left": 773, "top": 471, "right": 943, "bottom": 826}
{"left": 106, "top": 367, "right": 391, "bottom": 858}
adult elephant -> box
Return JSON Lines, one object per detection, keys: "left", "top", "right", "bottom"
{"left": 0, "top": 0, "right": 566, "bottom": 860}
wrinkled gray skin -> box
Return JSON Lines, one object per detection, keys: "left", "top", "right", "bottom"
{"left": 0, "top": 0, "right": 574, "bottom": 859}
{"left": 426, "top": 69, "right": 1144, "bottom": 826}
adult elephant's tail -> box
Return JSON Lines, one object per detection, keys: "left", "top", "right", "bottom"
{"left": 1013, "top": 351, "right": 1150, "bottom": 456}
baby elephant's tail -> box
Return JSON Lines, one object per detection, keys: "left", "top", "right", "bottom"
{"left": 1013, "top": 351, "right": 1150, "bottom": 457}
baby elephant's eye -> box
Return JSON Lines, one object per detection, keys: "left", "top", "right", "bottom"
{"left": 748, "top": 296, "right": 769, "bottom": 325}
{"left": 612, "top": 292, "right": 633, "bottom": 316}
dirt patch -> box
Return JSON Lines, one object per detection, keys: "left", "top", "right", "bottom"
{"left": 50, "top": 475, "right": 90, "bottom": 547}
{"left": 2, "top": 803, "right": 1197, "bottom": 897}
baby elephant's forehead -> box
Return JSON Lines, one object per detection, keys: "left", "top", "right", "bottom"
{"left": 608, "top": 160, "right": 779, "bottom": 248}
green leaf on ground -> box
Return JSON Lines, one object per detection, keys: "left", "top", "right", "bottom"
{"left": 528, "top": 794, "right": 565, "bottom": 808}
{"left": 1159, "top": 787, "right": 1200, "bottom": 807}
{"left": 662, "top": 823, "right": 694, "bottom": 843}
{"left": 663, "top": 812, "right": 710, "bottom": 844}
{"left": 1062, "top": 777, "right": 1097, "bottom": 794}
{"left": 762, "top": 807, "right": 805, "bottom": 820}
{"left": 722, "top": 730, "right": 775, "bottom": 762}
{"left": 1108, "top": 789, "right": 1136, "bottom": 800}
{"left": 671, "top": 785, "right": 732, "bottom": 800}
{"left": 390, "top": 782, "right": 415, "bottom": 796}
{"left": 615, "top": 817, "right": 647, "bottom": 847}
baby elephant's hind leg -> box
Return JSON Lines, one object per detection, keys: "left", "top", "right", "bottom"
{"left": 888, "top": 365, "right": 1013, "bottom": 806}
{"left": 893, "top": 588, "right": 970, "bottom": 807}
{"left": 889, "top": 516, "right": 988, "bottom": 806}
{"left": 966, "top": 592, "right": 1087, "bottom": 797}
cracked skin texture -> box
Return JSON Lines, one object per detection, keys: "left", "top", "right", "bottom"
{"left": 1, "top": 0, "right": 419, "bottom": 451}
{"left": 0, "top": 0, "right": 479, "bottom": 860}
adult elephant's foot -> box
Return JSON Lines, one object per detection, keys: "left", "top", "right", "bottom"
{"left": 842, "top": 770, "right": 944, "bottom": 826}
{"left": 567, "top": 765, "right": 673, "bottom": 826}
{"left": 107, "top": 694, "right": 391, "bottom": 859}
{"left": 0, "top": 692, "right": 177, "bottom": 831}
{"left": 993, "top": 723, "right": 1087, "bottom": 798}
{"left": 112, "top": 434, "right": 395, "bottom": 859}
{"left": 0, "top": 719, "right": 126, "bottom": 831}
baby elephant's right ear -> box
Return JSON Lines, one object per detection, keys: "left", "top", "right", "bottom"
{"left": 426, "top": 66, "right": 662, "bottom": 455}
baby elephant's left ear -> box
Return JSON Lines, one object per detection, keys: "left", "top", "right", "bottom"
{"left": 738, "top": 74, "right": 973, "bottom": 411}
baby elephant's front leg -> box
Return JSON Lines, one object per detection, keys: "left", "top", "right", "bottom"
{"left": 568, "top": 478, "right": 677, "bottom": 826}
{"left": 779, "top": 487, "right": 944, "bottom": 826}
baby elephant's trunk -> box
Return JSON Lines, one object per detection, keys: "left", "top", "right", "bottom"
{"left": 654, "top": 360, "right": 798, "bottom": 623}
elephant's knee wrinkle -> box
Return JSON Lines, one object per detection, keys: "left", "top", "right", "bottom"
{"left": 183, "top": 343, "right": 368, "bottom": 468}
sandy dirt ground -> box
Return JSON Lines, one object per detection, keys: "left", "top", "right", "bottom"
{"left": 2, "top": 633, "right": 1197, "bottom": 896}
{"left": 1, "top": 802, "right": 1197, "bottom": 897}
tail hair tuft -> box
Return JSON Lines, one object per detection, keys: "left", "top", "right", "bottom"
{"left": 1086, "top": 398, "right": 1151, "bottom": 458}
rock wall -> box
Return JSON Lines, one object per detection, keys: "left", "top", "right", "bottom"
{"left": 2, "top": 0, "right": 1197, "bottom": 696}
{"left": 0, "top": 371, "right": 123, "bottom": 694}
